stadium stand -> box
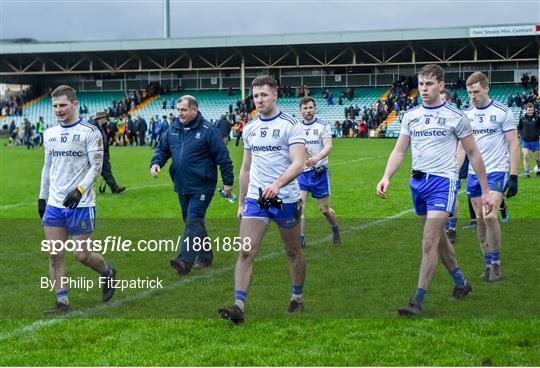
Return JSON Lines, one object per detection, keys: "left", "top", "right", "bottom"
{"left": 5, "top": 92, "right": 125, "bottom": 127}
{"left": 3, "top": 84, "right": 533, "bottom": 139}
{"left": 133, "top": 87, "right": 389, "bottom": 123}
{"left": 385, "top": 84, "right": 530, "bottom": 138}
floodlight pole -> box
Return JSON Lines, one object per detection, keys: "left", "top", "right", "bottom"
{"left": 164, "top": 0, "right": 170, "bottom": 39}
{"left": 241, "top": 56, "right": 246, "bottom": 101}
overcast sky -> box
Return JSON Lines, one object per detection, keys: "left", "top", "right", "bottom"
{"left": 1, "top": 0, "right": 538, "bottom": 42}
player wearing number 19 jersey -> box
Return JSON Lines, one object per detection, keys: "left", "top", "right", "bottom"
{"left": 38, "top": 85, "right": 117, "bottom": 315}
{"left": 218, "top": 75, "right": 307, "bottom": 324}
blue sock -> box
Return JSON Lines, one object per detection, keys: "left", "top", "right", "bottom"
{"left": 300, "top": 236, "right": 305, "bottom": 248}
{"left": 414, "top": 288, "right": 427, "bottom": 305}
{"left": 450, "top": 267, "right": 466, "bottom": 287}
{"left": 101, "top": 265, "right": 113, "bottom": 278}
{"left": 491, "top": 250, "right": 500, "bottom": 265}
{"left": 484, "top": 251, "right": 492, "bottom": 267}
{"left": 447, "top": 217, "right": 457, "bottom": 230}
{"left": 56, "top": 289, "right": 69, "bottom": 305}
{"left": 235, "top": 290, "right": 247, "bottom": 310}
{"left": 292, "top": 284, "right": 303, "bottom": 300}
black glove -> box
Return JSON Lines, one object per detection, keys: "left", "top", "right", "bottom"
{"left": 63, "top": 187, "right": 83, "bottom": 209}
{"left": 38, "top": 199, "right": 47, "bottom": 219}
{"left": 503, "top": 175, "right": 518, "bottom": 198}
{"left": 257, "top": 187, "right": 283, "bottom": 211}
{"left": 311, "top": 166, "right": 327, "bottom": 179}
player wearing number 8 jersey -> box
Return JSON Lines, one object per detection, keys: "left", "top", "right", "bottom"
{"left": 376, "top": 65, "right": 493, "bottom": 317}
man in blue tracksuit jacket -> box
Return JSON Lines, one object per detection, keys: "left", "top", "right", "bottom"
{"left": 150, "top": 95, "right": 234, "bottom": 276}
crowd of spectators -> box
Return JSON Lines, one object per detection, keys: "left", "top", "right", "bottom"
{"left": 4, "top": 73, "right": 540, "bottom": 146}
{"left": 0, "top": 86, "right": 43, "bottom": 117}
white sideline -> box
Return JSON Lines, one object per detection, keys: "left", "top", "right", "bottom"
{"left": 0, "top": 183, "right": 172, "bottom": 210}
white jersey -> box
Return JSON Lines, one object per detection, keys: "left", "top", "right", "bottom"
{"left": 243, "top": 111, "right": 305, "bottom": 203}
{"left": 464, "top": 100, "right": 516, "bottom": 175}
{"left": 40, "top": 119, "right": 103, "bottom": 208}
{"left": 302, "top": 117, "right": 332, "bottom": 172}
{"left": 400, "top": 102, "right": 472, "bottom": 180}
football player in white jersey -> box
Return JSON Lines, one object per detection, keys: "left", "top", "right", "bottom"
{"left": 218, "top": 76, "right": 306, "bottom": 323}
{"left": 376, "top": 65, "right": 493, "bottom": 316}
{"left": 460, "top": 72, "right": 520, "bottom": 282}
{"left": 38, "top": 85, "right": 117, "bottom": 315}
{"left": 297, "top": 96, "right": 340, "bottom": 248}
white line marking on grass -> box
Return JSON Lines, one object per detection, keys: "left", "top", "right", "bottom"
{"left": 332, "top": 155, "right": 385, "bottom": 167}
{"left": 0, "top": 183, "right": 171, "bottom": 210}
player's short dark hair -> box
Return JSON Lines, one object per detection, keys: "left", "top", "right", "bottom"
{"left": 51, "top": 85, "right": 77, "bottom": 102}
{"left": 299, "top": 96, "right": 316, "bottom": 108}
{"left": 525, "top": 102, "right": 535, "bottom": 109}
{"left": 466, "top": 72, "right": 489, "bottom": 88}
{"left": 177, "top": 95, "right": 198, "bottom": 109}
{"left": 419, "top": 64, "right": 444, "bottom": 82}
{"left": 251, "top": 75, "right": 278, "bottom": 91}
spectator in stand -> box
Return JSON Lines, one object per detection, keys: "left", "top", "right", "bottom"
{"left": 521, "top": 73, "right": 530, "bottom": 90}
{"left": 507, "top": 93, "right": 514, "bottom": 107}
{"left": 455, "top": 96, "right": 462, "bottom": 109}
{"left": 335, "top": 121, "right": 342, "bottom": 138}
{"left": 531, "top": 75, "right": 538, "bottom": 89}
{"left": 326, "top": 91, "right": 334, "bottom": 105}
{"left": 298, "top": 84, "right": 305, "bottom": 97}
{"left": 346, "top": 87, "right": 354, "bottom": 101}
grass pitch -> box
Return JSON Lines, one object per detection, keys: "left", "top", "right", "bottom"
{"left": 0, "top": 138, "right": 538, "bottom": 366}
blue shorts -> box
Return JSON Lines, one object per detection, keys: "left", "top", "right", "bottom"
{"left": 242, "top": 198, "right": 301, "bottom": 229}
{"left": 467, "top": 172, "right": 508, "bottom": 198}
{"left": 522, "top": 139, "right": 539, "bottom": 151}
{"left": 298, "top": 169, "right": 331, "bottom": 199}
{"left": 42, "top": 205, "right": 96, "bottom": 235}
{"left": 410, "top": 174, "right": 459, "bottom": 216}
